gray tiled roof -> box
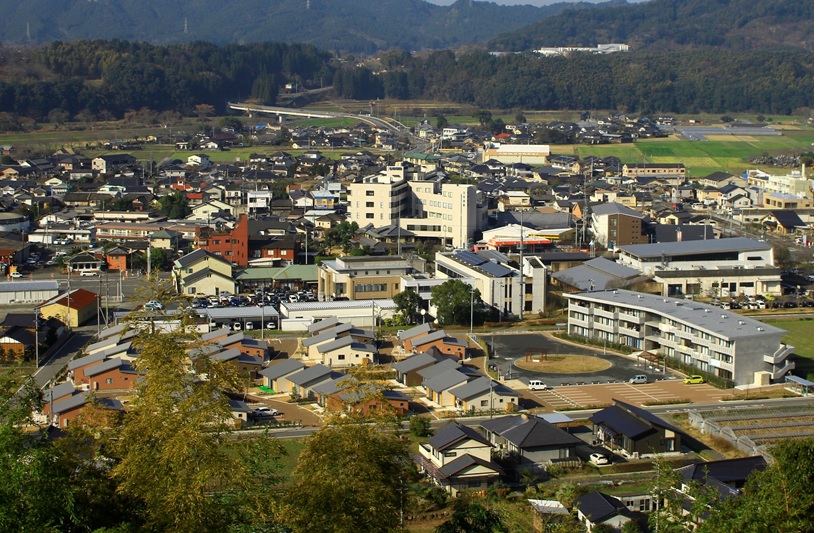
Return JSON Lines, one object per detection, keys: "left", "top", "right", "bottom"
{"left": 288, "top": 364, "right": 333, "bottom": 386}
{"left": 449, "top": 377, "right": 520, "bottom": 401}
{"left": 259, "top": 359, "right": 305, "bottom": 380}
{"left": 397, "top": 323, "right": 432, "bottom": 342}
{"left": 393, "top": 352, "right": 436, "bottom": 374}
{"left": 417, "top": 358, "right": 461, "bottom": 379}
{"left": 422, "top": 368, "right": 470, "bottom": 393}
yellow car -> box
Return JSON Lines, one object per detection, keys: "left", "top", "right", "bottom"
{"left": 683, "top": 375, "right": 704, "bottom": 384}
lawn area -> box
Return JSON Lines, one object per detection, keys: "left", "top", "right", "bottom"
{"left": 763, "top": 318, "right": 814, "bottom": 359}
{"left": 762, "top": 318, "right": 814, "bottom": 381}
{"left": 515, "top": 354, "right": 612, "bottom": 374}
{"left": 273, "top": 438, "right": 306, "bottom": 485}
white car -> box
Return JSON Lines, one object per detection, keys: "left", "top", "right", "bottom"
{"left": 80, "top": 270, "right": 99, "bottom": 277}
{"left": 144, "top": 300, "right": 165, "bottom": 311}
{"left": 589, "top": 453, "right": 609, "bottom": 465}
{"left": 252, "top": 406, "right": 282, "bottom": 419}
{"left": 10, "top": 271, "right": 24, "bottom": 278}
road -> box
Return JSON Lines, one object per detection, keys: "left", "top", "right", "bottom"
{"left": 34, "top": 327, "right": 96, "bottom": 388}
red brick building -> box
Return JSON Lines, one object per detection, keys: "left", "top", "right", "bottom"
{"left": 197, "top": 215, "right": 249, "bottom": 266}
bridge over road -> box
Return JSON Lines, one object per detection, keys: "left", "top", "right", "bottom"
{"left": 227, "top": 101, "right": 407, "bottom": 135}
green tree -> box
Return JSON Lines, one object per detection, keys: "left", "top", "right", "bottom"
{"left": 699, "top": 439, "right": 813, "bottom": 533}
{"left": 409, "top": 415, "right": 432, "bottom": 437}
{"left": 473, "top": 109, "right": 493, "bottom": 127}
{"left": 156, "top": 191, "right": 191, "bottom": 219}
{"left": 430, "top": 279, "right": 481, "bottom": 326}
{"left": 0, "top": 368, "right": 132, "bottom": 531}
{"left": 325, "top": 221, "right": 359, "bottom": 253}
{"left": 436, "top": 114, "right": 449, "bottom": 129}
{"left": 220, "top": 117, "right": 243, "bottom": 131}
{"left": 110, "top": 322, "right": 284, "bottom": 532}
{"left": 393, "top": 289, "right": 422, "bottom": 325}
{"left": 283, "top": 415, "right": 413, "bottom": 532}
{"left": 435, "top": 499, "right": 508, "bottom": 533}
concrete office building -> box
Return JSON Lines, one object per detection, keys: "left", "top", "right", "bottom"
{"left": 565, "top": 289, "right": 793, "bottom": 386}
{"left": 435, "top": 250, "right": 552, "bottom": 319}
{"left": 616, "top": 237, "right": 781, "bottom": 298}
{"left": 348, "top": 167, "right": 483, "bottom": 249}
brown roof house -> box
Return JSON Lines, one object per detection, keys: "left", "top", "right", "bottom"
{"left": 38, "top": 288, "right": 98, "bottom": 327}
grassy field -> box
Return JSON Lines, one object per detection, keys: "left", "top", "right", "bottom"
{"left": 762, "top": 318, "right": 814, "bottom": 381}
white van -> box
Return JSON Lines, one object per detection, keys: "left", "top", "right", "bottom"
{"left": 528, "top": 380, "right": 549, "bottom": 391}
{"left": 629, "top": 375, "right": 648, "bottom": 384}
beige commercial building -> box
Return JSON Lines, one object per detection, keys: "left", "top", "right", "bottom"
{"left": 347, "top": 167, "right": 483, "bottom": 249}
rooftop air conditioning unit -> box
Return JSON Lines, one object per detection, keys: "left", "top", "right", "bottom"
{"left": 738, "top": 321, "right": 746, "bottom": 325}
{"left": 721, "top": 314, "right": 728, "bottom": 319}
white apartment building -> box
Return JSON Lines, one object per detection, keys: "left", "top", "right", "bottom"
{"left": 435, "top": 250, "right": 551, "bottom": 318}
{"left": 746, "top": 167, "right": 813, "bottom": 198}
{"left": 616, "top": 237, "right": 781, "bottom": 298}
{"left": 348, "top": 167, "right": 482, "bottom": 249}
{"left": 565, "top": 290, "right": 794, "bottom": 386}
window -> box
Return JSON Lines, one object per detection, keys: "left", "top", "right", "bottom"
{"left": 480, "top": 400, "right": 488, "bottom": 407}
{"left": 106, "top": 378, "right": 114, "bottom": 384}
{"left": 366, "top": 190, "right": 375, "bottom": 196}
{"left": 337, "top": 354, "right": 345, "bottom": 360}
{"left": 444, "top": 451, "right": 457, "bottom": 457}
{"left": 366, "top": 213, "right": 374, "bottom": 219}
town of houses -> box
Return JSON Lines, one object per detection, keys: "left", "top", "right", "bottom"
{"left": 0, "top": 114, "right": 813, "bottom": 529}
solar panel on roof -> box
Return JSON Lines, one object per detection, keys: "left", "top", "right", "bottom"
{"left": 477, "top": 261, "right": 514, "bottom": 277}
{"left": 454, "top": 251, "right": 486, "bottom": 266}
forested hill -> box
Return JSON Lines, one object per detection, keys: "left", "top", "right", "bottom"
{"left": 0, "top": 0, "right": 624, "bottom": 53}
{"left": 489, "top": 0, "right": 814, "bottom": 52}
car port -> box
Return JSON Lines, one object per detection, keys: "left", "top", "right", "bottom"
{"left": 196, "top": 305, "right": 280, "bottom": 331}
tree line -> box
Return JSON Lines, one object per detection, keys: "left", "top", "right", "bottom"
{"left": 0, "top": 40, "right": 811, "bottom": 125}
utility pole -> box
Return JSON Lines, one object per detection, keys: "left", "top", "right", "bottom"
{"left": 519, "top": 212, "right": 525, "bottom": 321}
{"left": 34, "top": 308, "right": 39, "bottom": 369}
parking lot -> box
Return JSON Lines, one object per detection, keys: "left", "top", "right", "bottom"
{"left": 521, "top": 381, "right": 729, "bottom": 411}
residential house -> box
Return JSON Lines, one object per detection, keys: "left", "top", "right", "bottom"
{"left": 408, "top": 330, "right": 468, "bottom": 359}
{"left": 674, "top": 456, "right": 768, "bottom": 527}
{"left": 393, "top": 349, "right": 456, "bottom": 386}
{"left": 283, "top": 363, "right": 338, "bottom": 399}
{"left": 259, "top": 359, "right": 306, "bottom": 392}
{"left": 450, "top": 377, "right": 520, "bottom": 414}
{"left": 481, "top": 414, "right": 584, "bottom": 469}
{"left": 575, "top": 491, "right": 635, "bottom": 532}
{"left": 416, "top": 421, "right": 504, "bottom": 495}
{"left": 85, "top": 357, "right": 140, "bottom": 391}
{"left": 210, "top": 347, "right": 264, "bottom": 379}
{"left": 38, "top": 288, "right": 98, "bottom": 328}
{"left": 172, "top": 248, "right": 235, "bottom": 296}
{"left": 589, "top": 400, "right": 684, "bottom": 458}
{"left": 760, "top": 210, "right": 807, "bottom": 234}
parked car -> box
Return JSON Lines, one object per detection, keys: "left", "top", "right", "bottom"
{"left": 251, "top": 406, "right": 282, "bottom": 420}
{"left": 683, "top": 375, "right": 704, "bottom": 384}
{"left": 79, "top": 270, "right": 99, "bottom": 277}
{"left": 528, "top": 380, "right": 549, "bottom": 391}
{"left": 231, "top": 322, "right": 242, "bottom": 331}
{"left": 144, "top": 300, "right": 165, "bottom": 311}
{"left": 589, "top": 453, "right": 609, "bottom": 465}
{"left": 10, "top": 271, "right": 23, "bottom": 278}
{"left": 628, "top": 375, "right": 648, "bottom": 384}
